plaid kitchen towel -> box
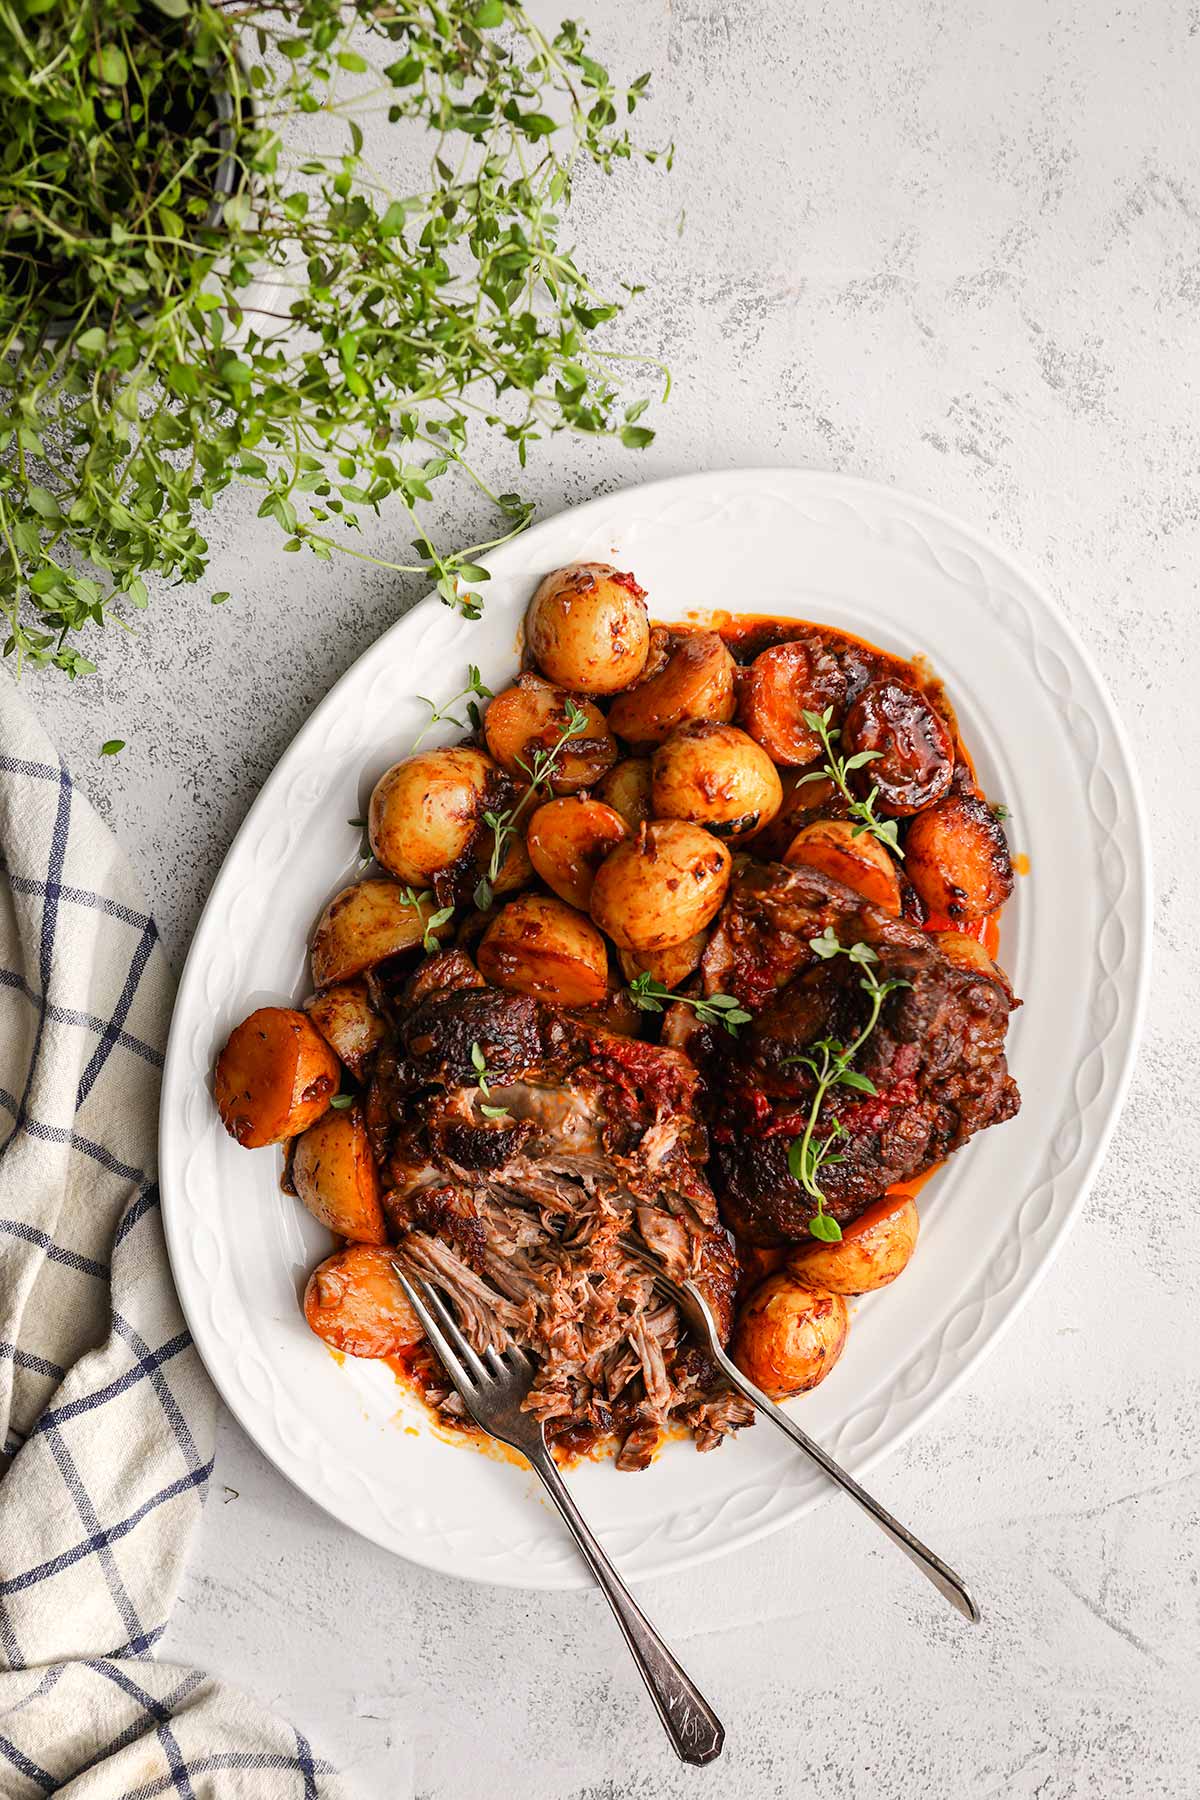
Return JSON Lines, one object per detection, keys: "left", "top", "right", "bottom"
{"left": 0, "top": 674, "right": 351, "bottom": 1798}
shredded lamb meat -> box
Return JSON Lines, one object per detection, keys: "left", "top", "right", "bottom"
{"left": 366, "top": 952, "right": 752, "bottom": 1469}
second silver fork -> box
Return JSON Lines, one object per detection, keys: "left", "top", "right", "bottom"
{"left": 621, "top": 1238, "right": 980, "bottom": 1624}
{"left": 392, "top": 1260, "right": 725, "bottom": 1768}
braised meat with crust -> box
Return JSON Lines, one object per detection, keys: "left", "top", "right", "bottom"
{"left": 367, "top": 951, "right": 752, "bottom": 1469}
{"left": 692, "top": 861, "right": 1021, "bottom": 1245}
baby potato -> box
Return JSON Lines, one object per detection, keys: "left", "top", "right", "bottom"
{"left": 292, "top": 1105, "right": 388, "bottom": 1245}
{"left": 606, "top": 631, "right": 737, "bottom": 749}
{"left": 303, "top": 1244, "right": 423, "bottom": 1359}
{"left": 477, "top": 893, "right": 609, "bottom": 1007}
{"left": 738, "top": 638, "right": 847, "bottom": 766}
{"left": 526, "top": 797, "right": 629, "bottom": 910}
{"left": 598, "top": 757, "right": 653, "bottom": 828}
{"left": 491, "top": 828, "right": 535, "bottom": 898}
{"left": 368, "top": 747, "right": 499, "bottom": 894}
{"left": 787, "top": 1194, "right": 919, "bottom": 1295}
{"left": 526, "top": 562, "right": 651, "bottom": 695}
{"left": 651, "top": 722, "right": 783, "bottom": 839}
{"left": 842, "top": 680, "right": 954, "bottom": 816}
{"left": 618, "top": 930, "right": 708, "bottom": 990}
{"left": 731, "top": 1275, "right": 849, "bottom": 1400}
{"left": 311, "top": 880, "right": 452, "bottom": 988}
{"left": 589, "top": 820, "right": 732, "bottom": 952}
{"left": 484, "top": 676, "right": 616, "bottom": 795}
{"left": 215, "top": 1007, "right": 339, "bottom": 1149}
{"left": 905, "top": 793, "right": 1014, "bottom": 922}
{"left": 784, "top": 818, "right": 901, "bottom": 915}
{"left": 304, "top": 980, "right": 385, "bottom": 1078}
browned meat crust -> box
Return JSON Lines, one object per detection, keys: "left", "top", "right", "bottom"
{"left": 367, "top": 951, "right": 752, "bottom": 1469}
{"left": 694, "top": 861, "right": 1021, "bottom": 1244}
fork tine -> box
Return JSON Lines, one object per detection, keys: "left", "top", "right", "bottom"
{"left": 419, "top": 1280, "right": 492, "bottom": 1386}
{"left": 486, "top": 1340, "right": 532, "bottom": 1375}
{"left": 391, "top": 1262, "right": 477, "bottom": 1392}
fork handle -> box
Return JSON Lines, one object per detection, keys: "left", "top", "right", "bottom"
{"left": 527, "top": 1450, "right": 724, "bottom": 1766}
{"left": 712, "top": 1346, "right": 979, "bottom": 1623}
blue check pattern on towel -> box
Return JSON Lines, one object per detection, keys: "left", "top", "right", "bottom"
{"left": 0, "top": 675, "right": 349, "bottom": 1798}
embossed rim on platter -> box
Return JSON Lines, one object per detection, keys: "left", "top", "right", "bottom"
{"left": 160, "top": 468, "right": 1151, "bottom": 1590}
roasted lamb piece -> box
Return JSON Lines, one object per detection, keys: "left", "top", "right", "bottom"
{"left": 366, "top": 953, "right": 752, "bottom": 1469}
{"left": 689, "top": 861, "right": 1021, "bottom": 1245}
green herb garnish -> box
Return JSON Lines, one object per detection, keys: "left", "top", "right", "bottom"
{"left": 784, "top": 932, "right": 912, "bottom": 1241}
{"left": 398, "top": 886, "right": 454, "bottom": 954}
{"left": 413, "top": 666, "right": 495, "bottom": 748}
{"left": 798, "top": 708, "right": 904, "bottom": 860}
{"left": 1, "top": 4, "right": 670, "bottom": 680}
{"left": 470, "top": 1040, "right": 511, "bottom": 1123}
{"left": 626, "top": 973, "right": 751, "bottom": 1036}
{"left": 474, "top": 698, "right": 589, "bottom": 910}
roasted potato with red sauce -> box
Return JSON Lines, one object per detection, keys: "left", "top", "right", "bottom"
{"left": 215, "top": 1007, "right": 339, "bottom": 1148}
{"left": 784, "top": 818, "right": 901, "bottom": 915}
{"left": 842, "top": 681, "right": 953, "bottom": 816}
{"left": 618, "top": 929, "right": 709, "bottom": 990}
{"left": 478, "top": 893, "right": 609, "bottom": 1006}
{"left": 738, "top": 638, "right": 847, "bottom": 766}
{"left": 606, "top": 631, "right": 736, "bottom": 749}
{"left": 311, "top": 880, "right": 452, "bottom": 988}
{"left": 304, "top": 979, "right": 385, "bottom": 1078}
{"left": 589, "top": 820, "right": 732, "bottom": 952}
{"left": 368, "top": 748, "right": 501, "bottom": 896}
{"left": 484, "top": 676, "right": 616, "bottom": 795}
{"left": 598, "top": 757, "right": 653, "bottom": 828}
{"left": 304, "top": 1244, "right": 423, "bottom": 1358}
{"left": 292, "top": 1105, "right": 387, "bottom": 1244}
{"left": 526, "top": 563, "right": 650, "bottom": 694}
{"left": 905, "top": 793, "right": 1013, "bottom": 922}
{"left": 651, "top": 722, "right": 783, "bottom": 839}
{"left": 526, "top": 797, "right": 629, "bottom": 910}
{"left": 786, "top": 1194, "right": 919, "bottom": 1295}
{"left": 731, "top": 1276, "right": 849, "bottom": 1399}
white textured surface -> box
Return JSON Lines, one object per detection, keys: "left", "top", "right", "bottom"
{"left": 41, "top": 1, "right": 1199, "bottom": 1794}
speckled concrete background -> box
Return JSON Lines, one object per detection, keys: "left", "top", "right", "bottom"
{"left": 35, "top": 1, "right": 1200, "bottom": 1795}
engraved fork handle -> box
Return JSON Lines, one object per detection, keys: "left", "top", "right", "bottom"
{"left": 527, "top": 1447, "right": 724, "bottom": 1766}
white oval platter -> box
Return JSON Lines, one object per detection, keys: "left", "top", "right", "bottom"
{"left": 159, "top": 468, "right": 1151, "bottom": 1590}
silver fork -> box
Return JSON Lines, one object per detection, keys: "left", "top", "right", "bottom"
{"left": 392, "top": 1261, "right": 725, "bottom": 1767}
{"left": 624, "top": 1243, "right": 980, "bottom": 1625}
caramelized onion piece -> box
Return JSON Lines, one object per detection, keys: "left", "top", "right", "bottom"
{"left": 841, "top": 680, "right": 954, "bottom": 816}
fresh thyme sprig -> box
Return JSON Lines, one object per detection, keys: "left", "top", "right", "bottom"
{"left": 798, "top": 708, "right": 904, "bottom": 860}
{"left": 398, "top": 886, "right": 455, "bottom": 954}
{"left": 784, "top": 930, "right": 912, "bottom": 1241}
{"left": 2, "top": 2, "right": 671, "bottom": 679}
{"left": 413, "top": 666, "right": 495, "bottom": 749}
{"left": 626, "top": 973, "right": 751, "bottom": 1036}
{"left": 470, "top": 1040, "right": 512, "bottom": 1123}
{"left": 473, "top": 697, "right": 590, "bottom": 910}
